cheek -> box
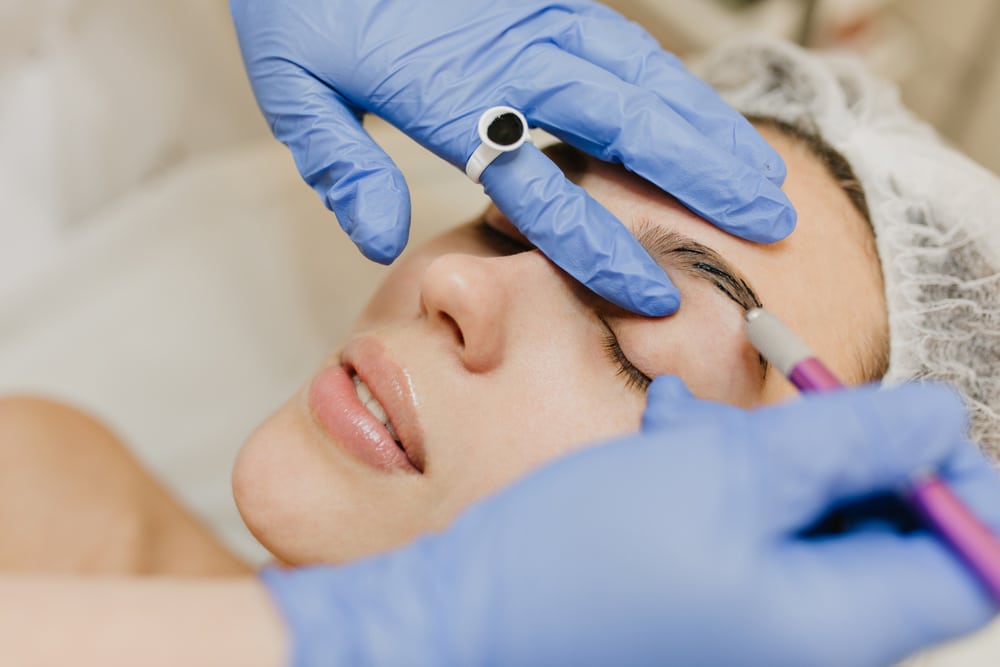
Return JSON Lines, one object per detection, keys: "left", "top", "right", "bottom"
{"left": 413, "top": 329, "right": 645, "bottom": 530}
{"left": 232, "top": 399, "right": 425, "bottom": 565}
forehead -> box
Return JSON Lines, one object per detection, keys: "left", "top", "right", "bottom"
{"left": 574, "top": 127, "right": 887, "bottom": 391}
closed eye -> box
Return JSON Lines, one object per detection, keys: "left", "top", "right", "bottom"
{"left": 598, "top": 313, "right": 652, "bottom": 393}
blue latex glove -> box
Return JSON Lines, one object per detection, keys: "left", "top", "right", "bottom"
{"left": 230, "top": 0, "right": 796, "bottom": 316}
{"left": 262, "top": 379, "right": 1000, "bottom": 667}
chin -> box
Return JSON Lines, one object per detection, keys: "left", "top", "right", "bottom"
{"left": 230, "top": 405, "right": 400, "bottom": 566}
{"left": 231, "top": 406, "right": 324, "bottom": 565}
{"left": 232, "top": 420, "right": 290, "bottom": 559}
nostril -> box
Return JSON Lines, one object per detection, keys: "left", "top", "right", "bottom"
{"left": 438, "top": 311, "right": 464, "bottom": 347}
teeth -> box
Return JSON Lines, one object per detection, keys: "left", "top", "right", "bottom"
{"left": 352, "top": 374, "right": 386, "bottom": 421}
{"left": 352, "top": 374, "right": 399, "bottom": 442}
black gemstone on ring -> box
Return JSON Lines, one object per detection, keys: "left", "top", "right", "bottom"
{"left": 487, "top": 113, "right": 525, "bottom": 146}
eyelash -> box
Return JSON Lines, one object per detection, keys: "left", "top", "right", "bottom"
{"left": 599, "top": 316, "right": 652, "bottom": 393}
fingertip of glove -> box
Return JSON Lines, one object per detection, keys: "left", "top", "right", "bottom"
{"left": 612, "top": 264, "right": 679, "bottom": 316}
{"left": 706, "top": 171, "right": 799, "bottom": 245}
{"left": 634, "top": 287, "right": 679, "bottom": 317}
{"left": 352, "top": 232, "right": 407, "bottom": 265}
{"left": 331, "top": 171, "right": 412, "bottom": 264}
{"left": 348, "top": 209, "right": 409, "bottom": 264}
{"left": 647, "top": 375, "right": 693, "bottom": 404}
{"left": 769, "top": 204, "right": 797, "bottom": 240}
{"left": 642, "top": 375, "right": 728, "bottom": 433}
{"left": 336, "top": 210, "right": 409, "bottom": 264}
{"left": 731, "top": 196, "right": 797, "bottom": 244}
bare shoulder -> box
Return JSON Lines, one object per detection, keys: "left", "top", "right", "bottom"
{"left": 0, "top": 396, "right": 252, "bottom": 575}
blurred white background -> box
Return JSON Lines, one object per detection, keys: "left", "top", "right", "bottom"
{"left": 0, "top": 2, "right": 997, "bottom": 662}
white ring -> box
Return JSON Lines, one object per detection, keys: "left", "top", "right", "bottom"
{"left": 464, "top": 106, "right": 532, "bottom": 183}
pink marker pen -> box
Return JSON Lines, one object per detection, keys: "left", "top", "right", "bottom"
{"left": 745, "top": 307, "right": 1000, "bottom": 605}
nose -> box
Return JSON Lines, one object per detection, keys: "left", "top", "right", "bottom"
{"left": 419, "top": 253, "right": 510, "bottom": 373}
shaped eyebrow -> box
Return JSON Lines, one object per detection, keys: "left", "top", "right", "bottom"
{"left": 633, "top": 222, "right": 763, "bottom": 313}
{"left": 633, "top": 221, "right": 768, "bottom": 379}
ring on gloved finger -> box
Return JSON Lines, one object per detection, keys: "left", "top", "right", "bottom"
{"left": 465, "top": 106, "right": 533, "bottom": 183}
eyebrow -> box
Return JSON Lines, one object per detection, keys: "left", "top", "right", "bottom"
{"left": 632, "top": 220, "right": 769, "bottom": 377}
{"left": 633, "top": 222, "right": 763, "bottom": 312}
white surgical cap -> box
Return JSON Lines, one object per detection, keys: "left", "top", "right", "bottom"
{"left": 695, "top": 38, "right": 1000, "bottom": 458}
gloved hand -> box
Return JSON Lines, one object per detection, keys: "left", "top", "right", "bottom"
{"left": 230, "top": 0, "right": 796, "bottom": 316}
{"left": 262, "top": 379, "right": 1000, "bottom": 667}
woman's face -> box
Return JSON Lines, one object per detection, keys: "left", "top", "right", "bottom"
{"left": 233, "top": 126, "right": 888, "bottom": 565}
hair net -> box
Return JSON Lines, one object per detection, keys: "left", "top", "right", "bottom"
{"left": 694, "top": 37, "right": 1000, "bottom": 458}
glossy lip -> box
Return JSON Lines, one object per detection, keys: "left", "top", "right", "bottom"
{"left": 309, "top": 336, "right": 426, "bottom": 474}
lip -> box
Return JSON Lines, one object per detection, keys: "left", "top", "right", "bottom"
{"left": 308, "top": 336, "right": 426, "bottom": 474}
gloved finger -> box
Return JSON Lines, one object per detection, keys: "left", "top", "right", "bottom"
{"left": 480, "top": 143, "right": 679, "bottom": 316}
{"left": 780, "top": 532, "right": 997, "bottom": 665}
{"left": 551, "top": 7, "right": 786, "bottom": 186}
{"left": 255, "top": 66, "right": 412, "bottom": 263}
{"left": 756, "top": 383, "right": 975, "bottom": 536}
{"left": 642, "top": 375, "right": 739, "bottom": 432}
{"left": 507, "top": 49, "right": 796, "bottom": 244}
{"left": 642, "top": 375, "right": 695, "bottom": 432}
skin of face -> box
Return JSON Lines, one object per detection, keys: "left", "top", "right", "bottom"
{"left": 232, "top": 126, "right": 888, "bottom": 565}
